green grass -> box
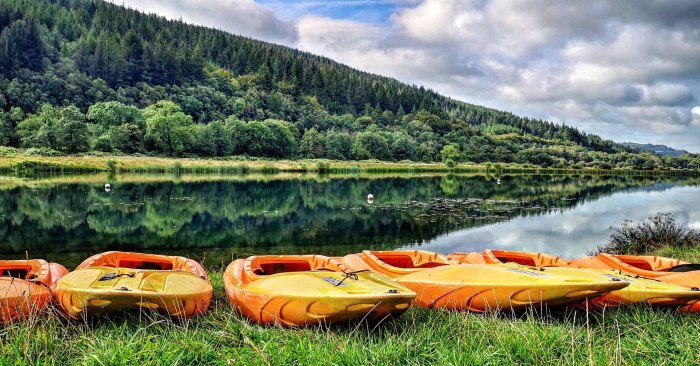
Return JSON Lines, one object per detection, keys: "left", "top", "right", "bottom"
{"left": 654, "top": 245, "right": 700, "bottom": 262}
{"left": 4, "top": 267, "right": 700, "bottom": 365}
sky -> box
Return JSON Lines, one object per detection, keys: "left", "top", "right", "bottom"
{"left": 116, "top": 0, "right": 700, "bottom": 152}
{"left": 414, "top": 185, "right": 700, "bottom": 258}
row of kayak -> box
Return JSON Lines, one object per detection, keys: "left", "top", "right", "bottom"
{"left": 3, "top": 249, "right": 700, "bottom": 326}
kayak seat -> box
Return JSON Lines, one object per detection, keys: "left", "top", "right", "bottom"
{"left": 667, "top": 263, "right": 700, "bottom": 273}
{"left": 370, "top": 251, "right": 450, "bottom": 269}
{"left": 496, "top": 256, "right": 537, "bottom": 267}
{"left": 119, "top": 259, "right": 173, "bottom": 270}
{"left": 1, "top": 268, "right": 30, "bottom": 279}
{"left": 378, "top": 255, "right": 443, "bottom": 269}
{"left": 250, "top": 259, "right": 315, "bottom": 275}
{"left": 76, "top": 251, "right": 210, "bottom": 280}
{"left": 618, "top": 258, "right": 653, "bottom": 270}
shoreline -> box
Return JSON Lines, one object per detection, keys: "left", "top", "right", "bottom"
{"left": 1, "top": 155, "right": 697, "bottom": 176}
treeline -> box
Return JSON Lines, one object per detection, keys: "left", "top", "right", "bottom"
{"left": 0, "top": 0, "right": 699, "bottom": 170}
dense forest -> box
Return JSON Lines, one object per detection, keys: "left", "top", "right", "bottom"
{"left": 0, "top": 0, "right": 698, "bottom": 170}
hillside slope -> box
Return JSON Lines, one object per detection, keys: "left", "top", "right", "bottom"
{"left": 0, "top": 0, "right": 698, "bottom": 169}
{"left": 622, "top": 143, "right": 689, "bottom": 157}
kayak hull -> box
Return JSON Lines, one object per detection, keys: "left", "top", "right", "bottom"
{"left": 224, "top": 256, "right": 415, "bottom": 326}
{"left": 342, "top": 250, "right": 628, "bottom": 312}
{"left": 56, "top": 252, "right": 212, "bottom": 319}
{"left": 395, "top": 264, "right": 627, "bottom": 311}
{"left": 450, "top": 250, "right": 700, "bottom": 308}
{"left": 0, "top": 260, "right": 67, "bottom": 323}
{"left": 0, "top": 278, "right": 52, "bottom": 323}
{"left": 572, "top": 254, "right": 700, "bottom": 286}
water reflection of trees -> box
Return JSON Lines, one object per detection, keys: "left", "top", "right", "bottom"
{"left": 0, "top": 174, "right": 698, "bottom": 266}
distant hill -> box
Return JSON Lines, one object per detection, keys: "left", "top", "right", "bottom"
{"left": 0, "top": 0, "right": 698, "bottom": 170}
{"left": 622, "top": 143, "right": 689, "bottom": 157}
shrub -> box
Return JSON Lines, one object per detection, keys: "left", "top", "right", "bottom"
{"left": 592, "top": 213, "right": 700, "bottom": 254}
{"left": 171, "top": 161, "right": 183, "bottom": 174}
{"left": 260, "top": 164, "right": 279, "bottom": 174}
{"left": 23, "top": 147, "right": 62, "bottom": 156}
{"left": 316, "top": 161, "right": 330, "bottom": 173}
{"left": 106, "top": 160, "right": 118, "bottom": 174}
{"left": 0, "top": 146, "right": 19, "bottom": 156}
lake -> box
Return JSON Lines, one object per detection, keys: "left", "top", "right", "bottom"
{"left": 1, "top": 173, "right": 698, "bottom": 268}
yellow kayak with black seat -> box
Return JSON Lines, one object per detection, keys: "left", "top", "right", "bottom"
{"left": 340, "top": 250, "right": 629, "bottom": 312}
{"left": 224, "top": 254, "right": 415, "bottom": 326}
{"left": 55, "top": 251, "right": 212, "bottom": 319}
{"left": 448, "top": 249, "right": 700, "bottom": 308}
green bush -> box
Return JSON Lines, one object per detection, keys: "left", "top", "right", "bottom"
{"left": 316, "top": 161, "right": 330, "bottom": 173}
{"left": 0, "top": 146, "right": 19, "bottom": 156}
{"left": 23, "top": 147, "right": 63, "bottom": 156}
{"left": 107, "top": 160, "right": 118, "bottom": 174}
{"left": 592, "top": 213, "right": 700, "bottom": 254}
{"left": 260, "top": 164, "right": 280, "bottom": 174}
{"left": 171, "top": 161, "right": 183, "bottom": 173}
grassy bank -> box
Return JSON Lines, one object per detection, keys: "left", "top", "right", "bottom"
{"left": 4, "top": 242, "right": 700, "bottom": 366}
{"left": 0, "top": 155, "right": 697, "bottom": 176}
{"left": 4, "top": 268, "right": 700, "bottom": 366}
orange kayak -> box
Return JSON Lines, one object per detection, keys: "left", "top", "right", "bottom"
{"left": 340, "top": 250, "right": 628, "bottom": 312}
{"left": 224, "top": 255, "right": 415, "bottom": 326}
{"left": 1, "top": 259, "right": 68, "bottom": 323}
{"left": 55, "top": 252, "right": 212, "bottom": 319}
{"left": 571, "top": 253, "right": 700, "bottom": 287}
{"left": 449, "top": 250, "right": 700, "bottom": 308}
{"left": 570, "top": 253, "right": 700, "bottom": 311}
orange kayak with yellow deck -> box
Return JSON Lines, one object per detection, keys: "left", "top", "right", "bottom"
{"left": 448, "top": 250, "right": 700, "bottom": 308}
{"left": 1, "top": 259, "right": 67, "bottom": 323}
{"left": 55, "top": 252, "right": 212, "bottom": 319}
{"left": 224, "top": 255, "right": 415, "bottom": 326}
{"left": 570, "top": 253, "right": 700, "bottom": 311}
{"left": 340, "top": 250, "right": 628, "bottom": 312}
{"left": 571, "top": 253, "right": 700, "bottom": 287}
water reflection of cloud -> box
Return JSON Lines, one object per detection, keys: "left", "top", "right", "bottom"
{"left": 407, "top": 186, "right": 700, "bottom": 259}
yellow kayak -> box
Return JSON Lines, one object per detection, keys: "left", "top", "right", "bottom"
{"left": 224, "top": 255, "right": 415, "bottom": 326}
{"left": 56, "top": 252, "right": 212, "bottom": 319}
{"left": 340, "top": 250, "right": 629, "bottom": 312}
{"left": 449, "top": 250, "right": 700, "bottom": 308}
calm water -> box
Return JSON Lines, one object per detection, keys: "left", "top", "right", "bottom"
{"left": 1, "top": 173, "right": 698, "bottom": 268}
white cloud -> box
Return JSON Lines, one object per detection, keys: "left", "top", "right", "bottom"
{"left": 293, "top": 1, "right": 700, "bottom": 151}
{"left": 121, "top": 0, "right": 297, "bottom": 44}
{"left": 692, "top": 106, "right": 700, "bottom": 127}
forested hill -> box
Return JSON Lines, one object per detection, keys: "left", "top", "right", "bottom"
{"left": 621, "top": 143, "right": 689, "bottom": 158}
{"left": 0, "top": 0, "right": 698, "bottom": 170}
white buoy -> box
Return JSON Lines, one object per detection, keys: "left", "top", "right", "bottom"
{"left": 104, "top": 183, "right": 112, "bottom": 192}
{"left": 367, "top": 194, "right": 374, "bottom": 204}
{"left": 496, "top": 179, "right": 501, "bottom": 185}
